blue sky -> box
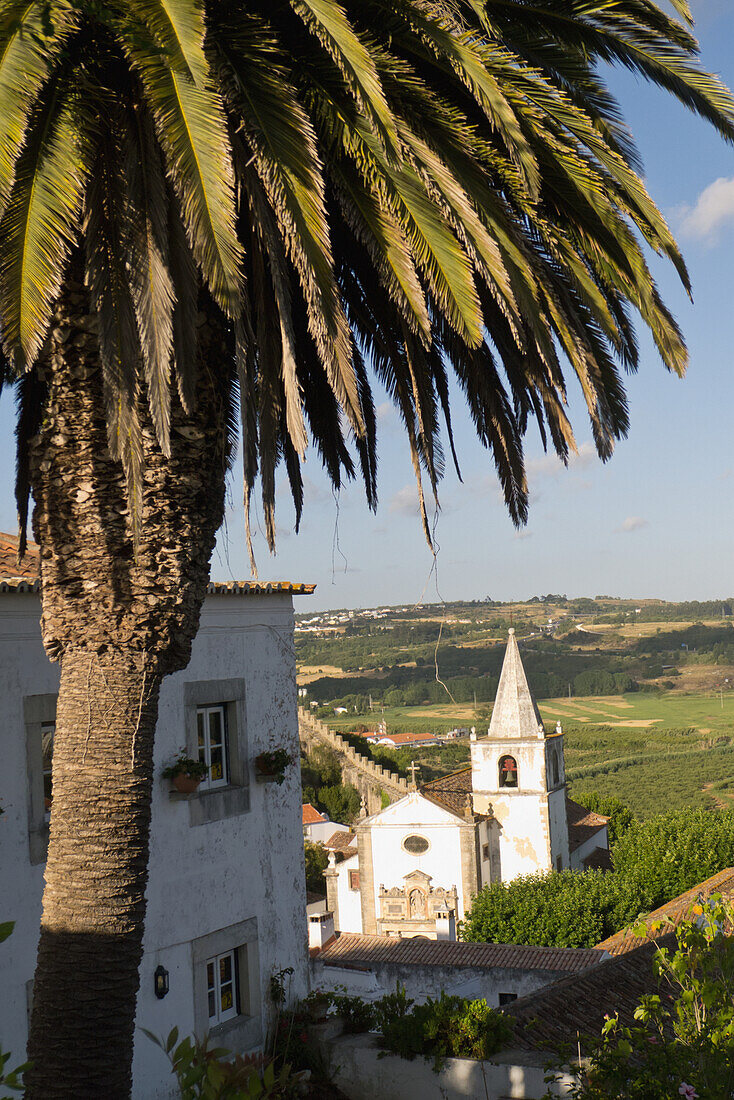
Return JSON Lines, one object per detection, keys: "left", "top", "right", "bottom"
{"left": 2, "top": 2, "right": 734, "bottom": 611}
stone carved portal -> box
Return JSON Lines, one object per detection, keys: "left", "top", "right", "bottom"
{"left": 377, "top": 871, "right": 458, "bottom": 938}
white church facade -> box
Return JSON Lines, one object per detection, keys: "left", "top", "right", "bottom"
{"left": 327, "top": 629, "right": 610, "bottom": 938}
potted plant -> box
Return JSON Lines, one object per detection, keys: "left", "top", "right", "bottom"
{"left": 254, "top": 749, "right": 292, "bottom": 785}
{"left": 162, "top": 751, "right": 209, "bottom": 794}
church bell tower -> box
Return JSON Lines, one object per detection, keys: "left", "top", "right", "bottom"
{"left": 470, "top": 629, "right": 569, "bottom": 882}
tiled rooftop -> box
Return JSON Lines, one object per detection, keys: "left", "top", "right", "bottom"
{"left": 595, "top": 867, "right": 734, "bottom": 956}
{"left": 420, "top": 767, "right": 476, "bottom": 819}
{"left": 314, "top": 932, "right": 605, "bottom": 974}
{"left": 0, "top": 532, "right": 314, "bottom": 596}
{"left": 324, "top": 831, "right": 356, "bottom": 850}
{"left": 504, "top": 937, "right": 672, "bottom": 1052}
{"left": 303, "top": 803, "right": 326, "bottom": 826}
{"left": 566, "top": 798, "right": 610, "bottom": 853}
{"left": 0, "top": 531, "right": 40, "bottom": 582}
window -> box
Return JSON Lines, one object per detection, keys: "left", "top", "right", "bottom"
{"left": 499, "top": 992, "right": 517, "bottom": 1006}
{"left": 402, "top": 834, "right": 430, "bottom": 854}
{"left": 482, "top": 843, "right": 490, "bottom": 861}
{"left": 551, "top": 747, "right": 560, "bottom": 787}
{"left": 349, "top": 870, "right": 360, "bottom": 891}
{"left": 192, "top": 918, "right": 260, "bottom": 1048}
{"left": 197, "top": 705, "right": 228, "bottom": 789}
{"left": 41, "top": 722, "right": 55, "bottom": 823}
{"left": 499, "top": 755, "right": 518, "bottom": 788}
{"left": 24, "top": 694, "right": 58, "bottom": 865}
{"left": 207, "top": 950, "right": 239, "bottom": 1025}
{"left": 183, "top": 680, "right": 249, "bottom": 826}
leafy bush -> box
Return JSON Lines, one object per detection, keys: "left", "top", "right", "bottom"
{"left": 303, "top": 842, "right": 328, "bottom": 895}
{"left": 380, "top": 992, "right": 514, "bottom": 1069}
{"left": 144, "top": 1029, "right": 306, "bottom": 1098}
{"left": 0, "top": 922, "right": 29, "bottom": 1097}
{"left": 462, "top": 806, "right": 734, "bottom": 949}
{"left": 544, "top": 897, "right": 734, "bottom": 1099}
{"left": 328, "top": 992, "right": 378, "bottom": 1033}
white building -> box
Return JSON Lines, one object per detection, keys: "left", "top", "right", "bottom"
{"left": 0, "top": 537, "right": 313, "bottom": 1099}
{"left": 327, "top": 629, "right": 610, "bottom": 937}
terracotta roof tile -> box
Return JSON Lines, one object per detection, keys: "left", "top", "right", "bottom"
{"left": 303, "top": 803, "right": 326, "bottom": 825}
{"left": 324, "top": 831, "right": 356, "bottom": 850}
{"left": 595, "top": 867, "right": 734, "bottom": 956}
{"left": 504, "top": 937, "right": 673, "bottom": 1052}
{"left": 206, "top": 580, "right": 315, "bottom": 596}
{"left": 420, "top": 768, "right": 477, "bottom": 820}
{"left": 315, "top": 932, "right": 605, "bottom": 975}
{"left": 583, "top": 846, "right": 614, "bottom": 871}
{"left": 375, "top": 732, "right": 438, "bottom": 746}
{"left": 0, "top": 531, "right": 40, "bottom": 583}
{"left": 567, "top": 797, "right": 609, "bottom": 853}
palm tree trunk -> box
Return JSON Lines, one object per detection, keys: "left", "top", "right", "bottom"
{"left": 24, "top": 275, "right": 233, "bottom": 1098}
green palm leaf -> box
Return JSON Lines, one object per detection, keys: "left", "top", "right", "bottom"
{"left": 289, "top": 0, "right": 399, "bottom": 157}
{"left": 0, "top": 78, "right": 89, "bottom": 368}
{"left": 0, "top": 0, "right": 78, "bottom": 216}
{"left": 123, "top": 106, "right": 176, "bottom": 455}
{"left": 124, "top": 18, "right": 243, "bottom": 317}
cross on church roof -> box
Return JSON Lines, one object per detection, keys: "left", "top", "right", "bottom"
{"left": 488, "top": 629, "right": 545, "bottom": 741}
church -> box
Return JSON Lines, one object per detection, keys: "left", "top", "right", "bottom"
{"left": 325, "top": 630, "right": 610, "bottom": 938}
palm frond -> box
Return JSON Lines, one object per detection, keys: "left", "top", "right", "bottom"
{"left": 0, "top": 0, "right": 78, "bottom": 216}
{"left": 123, "top": 104, "right": 175, "bottom": 455}
{"left": 124, "top": 17, "right": 243, "bottom": 316}
{"left": 0, "top": 77, "right": 89, "bottom": 368}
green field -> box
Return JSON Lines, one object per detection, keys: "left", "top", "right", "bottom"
{"left": 326, "top": 692, "right": 734, "bottom": 818}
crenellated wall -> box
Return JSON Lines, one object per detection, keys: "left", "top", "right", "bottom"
{"left": 298, "top": 708, "right": 410, "bottom": 814}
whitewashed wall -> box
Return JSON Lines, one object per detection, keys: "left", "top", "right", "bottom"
{"left": 0, "top": 590, "right": 309, "bottom": 1099}
{"left": 471, "top": 739, "right": 552, "bottom": 881}
{"left": 366, "top": 795, "right": 466, "bottom": 915}
{"left": 334, "top": 853, "right": 363, "bottom": 933}
{"left": 311, "top": 956, "right": 589, "bottom": 1007}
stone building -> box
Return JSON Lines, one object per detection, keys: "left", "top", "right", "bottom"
{"left": 0, "top": 533, "right": 313, "bottom": 1098}
{"left": 326, "top": 629, "right": 610, "bottom": 937}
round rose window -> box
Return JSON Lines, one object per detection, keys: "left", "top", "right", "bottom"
{"left": 402, "top": 834, "right": 430, "bottom": 854}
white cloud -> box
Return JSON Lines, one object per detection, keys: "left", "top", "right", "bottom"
{"left": 526, "top": 441, "right": 597, "bottom": 481}
{"left": 619, "top": 516, "right": 648, "bottom": 533}
{"left": 677, "top": 177, "right": 734, "bottom": 241}
{"left": 389, "top": 485, "right": 420, "bottom": 517}
{"left": 514, "top": 530, "right": 533, "bottom": 541}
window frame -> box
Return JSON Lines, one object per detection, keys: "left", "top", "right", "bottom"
{"left": 24, "top": 694, "right": 58, "bottom": 865}
{"left": 207, "top": 949, "right": 239, "bottom": 1025}
{"left": 182, "top": 679, "right": 249, "bottom": 826}
{"left": 192, "top": 918, "right": 260, "bottom": 1047}
{"left": 197, "top": 704, "right": 229, "bottom": 790}
{"left": 348, "top": 870, "right": 360, "bottom": 891}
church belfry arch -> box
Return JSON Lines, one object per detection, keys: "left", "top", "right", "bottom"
{"left": 499, "top": 754, "right": 518, "bottom": 788}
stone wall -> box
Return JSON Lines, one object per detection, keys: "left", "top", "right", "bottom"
{"left": 298, "top": 709, "right": 409, "bottom": 814}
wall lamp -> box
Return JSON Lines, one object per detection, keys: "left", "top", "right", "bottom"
{"left": 154, "top": 965, "right": 169, "bottom": 1000}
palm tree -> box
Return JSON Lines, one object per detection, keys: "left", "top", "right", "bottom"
{"left": 0, "top": 0, "right": 732, "bottom": 1093}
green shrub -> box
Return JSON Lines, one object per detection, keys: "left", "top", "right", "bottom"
{"left": 329, "top": 992, "right": 378, "bottom": 1033}
{"left": 380, "top": 992, "right": 514, "bottom": 1069}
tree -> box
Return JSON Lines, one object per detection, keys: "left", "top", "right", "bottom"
{"left": 0, "top": 0, "right": 733, "bottom": 1094}
{"left": 545, "top": 898, "right": 734, "bottom": 1099}
{"left": 462, "top": 807, "right": 734, "bottom": 949}
{"left": 304, "top": 841, "right": 329, "bottom": 895}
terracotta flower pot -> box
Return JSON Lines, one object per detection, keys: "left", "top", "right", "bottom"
{"left": 172, "top": 773, "right": 201, "bottom": 794}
